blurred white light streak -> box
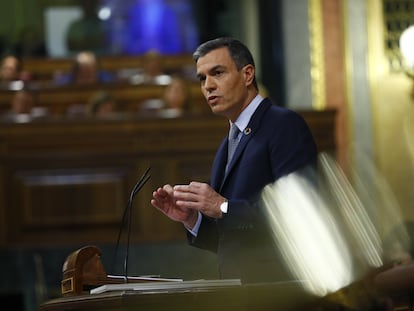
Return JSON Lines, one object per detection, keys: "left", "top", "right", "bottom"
{"left": 319, "top": 154, "right": 383, "bottom": 269}
{"left": 400, "top": 25, "right": 414, "bottom": 68}
{"left": 260, "top": 152, "right": 410, "bottom": 299}
{"left": 262, "top": 173, "right": 353, "bottom": 296}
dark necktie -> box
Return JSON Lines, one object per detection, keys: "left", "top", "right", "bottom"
{"left": 227, "top": 123, "right": 240, "bottom": 170}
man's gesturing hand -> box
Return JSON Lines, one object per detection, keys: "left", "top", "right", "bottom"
{"left": 151, "top": 184, "right": 198, "bottom": 229}
{"left": 173, "top": 181, "right": 227, "bottom": 219}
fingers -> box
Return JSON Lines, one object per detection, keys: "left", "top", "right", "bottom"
{"left": 163, "top": 184, "right": 174, "bottom": 193}
{"left": 150, "top": 198, "right": 160, "bottom": 209}
{"left": 152, "top": 184, "right": 172, "bottom": 199}
{"left": 152, "top": 182, "right": 223, "bottom": 219}
{"left": 151, "top": 184, "right": 173, "bottom": 208}
{"left": 173, "top": 183, "right": 203, "bottom": 203}
{"left": 173, "top": 182, "right": 214, "bottom": 210}
{"left": 174, "top": 181, "right": 204, "bottom": 193}
{"left": 152, "top": 182, "right": 210, "bottom": 209}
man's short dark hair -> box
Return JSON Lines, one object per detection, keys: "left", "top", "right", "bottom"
{"left": 193, "top": 37, "right": 258, "bottom": 90}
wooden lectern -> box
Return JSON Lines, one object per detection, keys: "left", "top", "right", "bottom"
{"left": 51, "top": 246, "right": 325, "bottom": 311}
{"left": 50, "top": 245, "right": 414, "bottom": 311}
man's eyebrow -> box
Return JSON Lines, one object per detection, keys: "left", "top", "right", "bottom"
{"left": 210, "top": 65, "right": 225, "bottom": 72}
{"left": 197, "top": 65, "right": 225, "bottom": 78}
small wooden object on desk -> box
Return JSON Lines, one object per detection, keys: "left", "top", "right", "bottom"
{"left": 61, "top": 245, "right": 176, "bottom": 296}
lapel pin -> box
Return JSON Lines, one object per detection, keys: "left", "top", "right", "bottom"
{"left": 244, "top": 127, "right": 252, "bottom": 135}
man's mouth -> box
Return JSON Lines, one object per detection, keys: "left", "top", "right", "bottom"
{"left": 207, "top": 95, "right": 219, "bottom": 105}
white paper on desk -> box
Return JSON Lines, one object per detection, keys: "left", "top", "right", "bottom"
{"left": 90, "top": 279, "right": 242, "bottom": 294}
{"left": 106, "top": 275, "right": 183, "bottom": 282}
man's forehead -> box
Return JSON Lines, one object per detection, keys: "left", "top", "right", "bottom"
{"left": 196, "top": 48, "right": 233, "bottom": 71}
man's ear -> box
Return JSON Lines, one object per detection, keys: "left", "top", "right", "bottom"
{"left": 242, "top": 64, "right": 255, "bottom": 86}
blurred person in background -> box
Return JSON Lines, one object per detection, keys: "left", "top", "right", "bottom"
{"left": 86, "top": 91, "right": 117, "bottom": 117}
{"left": 54, "top": 51, "right": 113, "bottom": 85}
{"left": 0, "top": 54, "right": 21, "bottom": 83}
{"left": 0, "top": 54, "right": 32, "bottom": 85}
{"left": 11, "top": 88, "right": 35, "bottom": 114}
{"left": 158, "top": 75, "right": 190, "bottom": 117}
{"left": 2, "top": 88, "right": 47, "bottom": 121}
{"left": 129, "top": 50, "right": 171, "bottom": 85}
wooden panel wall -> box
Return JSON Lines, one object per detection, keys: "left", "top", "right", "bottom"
{"left": 0, "top": 111, "right": 336, "bottom": 247}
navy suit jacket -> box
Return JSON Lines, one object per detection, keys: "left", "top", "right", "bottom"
{"left": 188, "top": 98, "right": 318, "bottom": 283}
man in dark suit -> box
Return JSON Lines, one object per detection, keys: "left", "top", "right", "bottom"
{"left": 151, "top": 37, "right": 317, "bottom": 283}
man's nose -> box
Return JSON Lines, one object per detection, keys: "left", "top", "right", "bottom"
{"left": 204, "top": 76, "right": 216, "bottom": 91}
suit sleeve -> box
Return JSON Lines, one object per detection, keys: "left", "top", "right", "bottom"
{"left": 187, "top": 215, "right": 219, "bottom": 253}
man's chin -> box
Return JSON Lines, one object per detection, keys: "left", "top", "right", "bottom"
{"left": 210, "top": 105, "right": 225, "bottom": 116}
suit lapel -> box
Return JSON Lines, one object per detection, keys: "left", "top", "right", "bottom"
{"left": 218, "top": 99, "right": 272, "bottom": 191}
{"left": 211, "top": 139, "right": 227, "bottom": 190}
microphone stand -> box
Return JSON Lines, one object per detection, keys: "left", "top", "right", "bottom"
{"left": 112, "top": 167, "right": 151, "bottom": 282}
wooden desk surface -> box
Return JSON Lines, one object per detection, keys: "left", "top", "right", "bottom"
{"left": 39, "top": 281, "right": 323, "bottom": 311}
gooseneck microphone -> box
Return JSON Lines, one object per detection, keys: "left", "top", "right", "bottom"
{"left": 112, "top": 167, "right": 151, "bottom": 282}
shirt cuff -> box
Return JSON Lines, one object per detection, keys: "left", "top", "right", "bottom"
{"left": 185, "top": 211, "right": 202, "bottom": 237}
